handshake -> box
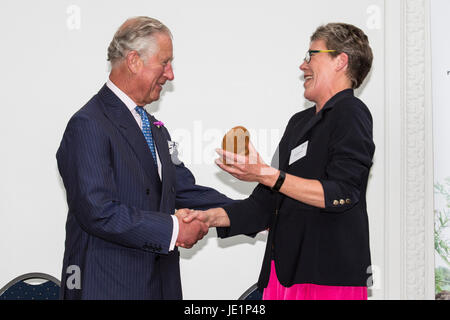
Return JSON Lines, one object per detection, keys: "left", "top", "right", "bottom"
{"left": 174, "top": 208, "right": 230, "bottom": 249}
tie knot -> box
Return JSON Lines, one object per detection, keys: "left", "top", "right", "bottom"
{"left": 135, "top": 106, "right": 145, "bottom": 115}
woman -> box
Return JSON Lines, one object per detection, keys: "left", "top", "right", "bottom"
{"left": 184, "top": 23, "right": 375, "bottom": 300}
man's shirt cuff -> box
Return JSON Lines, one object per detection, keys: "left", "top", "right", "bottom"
{"left": 169, "top": 215, "right": 179, "bottom": 251}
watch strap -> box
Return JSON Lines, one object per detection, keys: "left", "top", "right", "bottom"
{"left": 272, "top": 170, "right": 286, "bottom": 192}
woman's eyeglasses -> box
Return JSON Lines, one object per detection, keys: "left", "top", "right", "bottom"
{"left": 304, "top": 50, "right": 337, "bottom": 63}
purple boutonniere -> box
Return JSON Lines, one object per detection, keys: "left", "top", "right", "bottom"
{"left": 153, "top": 121, "right": 164, "bottom": 128}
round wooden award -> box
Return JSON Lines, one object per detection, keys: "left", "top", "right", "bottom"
{"left": 221, "top": 126, "right": 250, "bottom": 165}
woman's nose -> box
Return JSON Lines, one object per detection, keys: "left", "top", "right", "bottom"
{"left": 299, "top": 60, "right": 308, "bottom": 71}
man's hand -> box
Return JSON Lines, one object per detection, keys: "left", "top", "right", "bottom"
{"left": 175, "top": 209, "right": 208, "bottom": 248}
{"left": 182, "top": 208, "right": 231, "bottom": 228}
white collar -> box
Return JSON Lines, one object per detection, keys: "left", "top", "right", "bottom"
{"left": 106, "top": 78, "right": 139, "bottom": 113}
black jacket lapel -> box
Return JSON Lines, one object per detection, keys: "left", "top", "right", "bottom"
{"left": 278, "top": 109, "right": 317, "bottom": 171}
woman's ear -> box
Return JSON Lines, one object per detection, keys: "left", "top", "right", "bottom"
{"left": 335, "top": 52, "right": 349, "bottom": 72}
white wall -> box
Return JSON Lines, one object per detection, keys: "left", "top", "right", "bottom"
{"left": 431, "top": 0, "right": 450, "bottom": 277}
{"left": 431, "top": 0, "right": 450, "bottom": 181}
{"left": 0, "top": 0, "right": 386, "bottom": 299}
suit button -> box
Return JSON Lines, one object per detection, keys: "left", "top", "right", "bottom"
{"left": 333, "top": 200, "right": 339, "bottom": 206}
{"left": 146, "top": 189, "right": 150, "bottom": 195}
{"left": 346, "top": 198, "right": 351, "bottom": 204}
{"left": 339, "top": 199, "right": 345, "bottom": 205}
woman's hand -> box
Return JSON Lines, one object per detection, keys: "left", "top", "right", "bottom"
{"left": 215, "top": 142, "right": 279, "bottom": 187}
{"left": 216, "top": 143, "right": 325, "bottom": 208}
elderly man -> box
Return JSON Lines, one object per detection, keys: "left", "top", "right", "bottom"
{"left": 56, "top": 16, "right": 232, "bottom": 300}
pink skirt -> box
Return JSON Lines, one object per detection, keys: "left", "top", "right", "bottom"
{"left": 263, "top": 261, "right": 367, "bottom": 300}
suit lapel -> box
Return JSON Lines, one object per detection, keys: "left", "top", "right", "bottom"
{"left": 148, "top": 114, "right": 176, "bottom": 208}
{"left": 97, "top": 85, "right": 160, "bottom": 183}
{"left": 148, "top": 114, "right": 170, "bottom": 179}
{"left": 148, "top": 114, "right": 177, "bottom": 211}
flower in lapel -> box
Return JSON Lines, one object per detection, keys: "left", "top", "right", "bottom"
{"left": 153, "top": 121, "right": 164, "bottom": 128}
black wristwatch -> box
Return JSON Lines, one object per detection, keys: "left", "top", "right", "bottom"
{"left": 272, "top": 170, "right": 286, "bottom": 192}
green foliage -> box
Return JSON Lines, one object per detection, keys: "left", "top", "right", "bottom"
{"left": 434, "top": 179, "right": 450, "bottom": 296}
{"left": 435, "top": 267, "right": 450, "bottom": 295}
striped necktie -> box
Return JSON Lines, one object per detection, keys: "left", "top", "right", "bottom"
{"left": 135, "top": 106, "right": 157, "bottom": 163}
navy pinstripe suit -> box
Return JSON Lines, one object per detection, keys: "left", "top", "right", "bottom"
{"left": 56, "top": 85, "right": 232, "bottom": 299}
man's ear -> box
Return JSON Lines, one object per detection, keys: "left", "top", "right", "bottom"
{"left": 335, "top": 52, "right": 349, "bottom": 72}
{"left": 126, "top": 50, "right": 142, "bottom": 74}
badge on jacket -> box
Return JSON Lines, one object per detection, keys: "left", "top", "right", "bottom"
{"left": 168, "top": 140, "right": 182, "bottom": 165}
{"left": 289, "top": 141, "right": 308, "bottom": 165}
{"left": 168, "top": 141, "right": 178, "bottom": 155}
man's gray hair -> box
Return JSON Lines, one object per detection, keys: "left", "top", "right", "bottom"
{"left": 107, "top": 16, "right": 172, "bottom": 67}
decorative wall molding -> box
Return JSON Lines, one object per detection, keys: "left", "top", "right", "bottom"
{"left": 404, "top": 0, "right": 427, "bottom": 299}
{"left": 384, "top": 0, "right": 434, "bottom": 300}
{"left": 402, "top": 0, "right": 434, "bottom": 300}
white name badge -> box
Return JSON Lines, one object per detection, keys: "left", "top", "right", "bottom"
{"left": 289, "top": 141, "right": 308, "bottom": 165}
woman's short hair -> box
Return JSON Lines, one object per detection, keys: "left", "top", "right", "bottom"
{"left": 107, "top": 16, "right": 172, "bottom": 67}
{"left": 311, "top": 23, "right": 373, "bottom": 89}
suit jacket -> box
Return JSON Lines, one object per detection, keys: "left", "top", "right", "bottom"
{"left": 56, "top": 85, "right": 232, "bottom": 300}
{"left": 218, "top": 89, "right": 375, "bottom": 288}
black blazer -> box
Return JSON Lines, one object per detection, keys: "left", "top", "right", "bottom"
{"left": 218, "top": 89, "right": 375, "bottom": 288}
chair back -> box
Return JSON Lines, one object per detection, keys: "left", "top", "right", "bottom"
{"left": 0, "top": 273, "right": 60, "bottom": 300}
{"left": 238, "top": 283, "right": 263, "bottom": 300}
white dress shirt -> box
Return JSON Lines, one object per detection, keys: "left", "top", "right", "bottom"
{"left": 106, "top": 79, "right": 179, "bottom": 251}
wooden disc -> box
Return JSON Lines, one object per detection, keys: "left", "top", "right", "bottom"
{"left": 221, "top": 126, "right": 250, "bottom": 165}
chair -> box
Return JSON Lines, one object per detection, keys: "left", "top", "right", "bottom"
{"left": 238, "top": 283, "right": 263, "bottom": 300}
{"left": 0, "top": 273, "right": 60, "bottom": 300}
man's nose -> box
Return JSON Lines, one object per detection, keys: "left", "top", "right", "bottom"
{"left": 165, "top": 62, "right": 174, "bottom": 81}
